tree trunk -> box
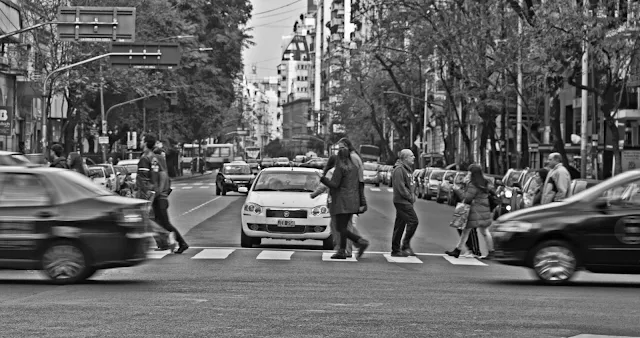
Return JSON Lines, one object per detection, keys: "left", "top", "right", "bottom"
{"left": 479, "top": 121, "right": 489, "bottom": 172}
{"left": 489, "top": 122, "right": 499, "bottom": 175}
{"left": 550, "top": 92, "right": 570, "bottom": 167}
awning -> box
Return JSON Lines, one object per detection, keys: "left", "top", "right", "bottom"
{"left": 17, "top": 81, "right": 42, "bottom": 97}
{"left": 0, "top": 0, "right": 22, "bottom": 43}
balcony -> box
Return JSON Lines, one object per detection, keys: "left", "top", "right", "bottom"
{"left": 330, "top": 33, "right": 342, "bottom": 43}
{"left": 330, "top": 18, "right": 343, "bottom": 28}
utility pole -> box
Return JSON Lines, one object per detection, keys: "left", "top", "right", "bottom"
{"left": 516, "top": 0, "right": 523, "bottom": 169}
{"left": 100, "top": 63, "right": 107, "bottom": 163}
{"left": 580, "top": 1, "right": 589, "bottom": 178}
{"left": 423, "top": 77, "right": 429, "bottom": 168}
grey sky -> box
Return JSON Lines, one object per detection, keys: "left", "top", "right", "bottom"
{"left": 243, "top": 0, "right": 309, "bottom": 79}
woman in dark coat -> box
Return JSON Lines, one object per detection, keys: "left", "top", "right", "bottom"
{"left": 318, "top": 141, "right": 370, "bottom": 259}
{"left": 446, "top": 164, "right": 495, "bottom": 259}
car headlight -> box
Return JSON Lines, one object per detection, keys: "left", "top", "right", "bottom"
{"left": 243, "top": 202, "right": 263, "bottom": 215}
{"left": 504, "top": 190, "right": 513, "bottom": 198}
{"left": 311, "top": 205, "right": 329, "bottom": 216}
{"left": 225, "top": 178, "right": 232, "bottom": 183}
{"left": 492, "top": 221, "right": 539, "bottom": 233}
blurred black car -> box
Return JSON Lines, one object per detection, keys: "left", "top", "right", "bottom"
{"left": 216, "top": 162, "right": 255, "bottom": 195}
{"left": 0, "top": 166, "right": 151, "bottom": 284}
{"left": 490, "top": 170, "right": 640, "bottom": 285}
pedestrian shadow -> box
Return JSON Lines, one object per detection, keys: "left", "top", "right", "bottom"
{"left": 487, "top": 279, "right": 640, "bottom": 289}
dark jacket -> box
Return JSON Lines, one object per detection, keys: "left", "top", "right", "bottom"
{"left": 462, "top": 180, "right": 493, "bottom": 229}
{"left": 320, "top": 161, "right": 361, "bottom": 215}
{"left": 392, "top": 159, "right": 415, "bottom": 204}
{"left": 154, "top": 151, "right": 172, "bottom": 199}
{"left": 50, "top": 157, "right": 68, "bottom": 169}
{"left": 136, "top": 151, "right": 160, "bottom": 199}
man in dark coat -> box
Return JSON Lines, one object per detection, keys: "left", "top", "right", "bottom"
{"left": 49, "top": 144, "right": 68, "bottom": 169}
{"left": 391, "top": 149, "right": 419, "bottom": 257}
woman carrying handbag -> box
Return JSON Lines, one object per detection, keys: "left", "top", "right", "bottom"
{"left": 445, "top": 164, "right": 495, "bottom": 260}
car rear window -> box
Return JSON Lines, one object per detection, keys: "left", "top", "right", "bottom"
{"left": 224, "top": 165, "right": 250, "bottom": 175}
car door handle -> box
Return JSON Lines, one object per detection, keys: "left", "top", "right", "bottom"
{"left": 35, "top": 211, "right": 55, "bottom": 218}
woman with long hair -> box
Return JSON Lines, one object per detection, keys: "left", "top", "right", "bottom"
{"left": 446, "top": 164, "right": 495, "bottom": 259}
{"left": 318, "top": 141, "right": 370, "bottom": 259}
{"left": 310, "top": 155, "right": 360, "bottom": 257}
{"left": 67, "top": 152, "right": 88, "bottom": 176}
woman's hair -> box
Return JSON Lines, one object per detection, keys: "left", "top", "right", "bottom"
{"left": 338, "top": 138, "right": 361, "bottom": 158}
{"left": 323, "top": 155, "right": 337, "bottom": 175}
{"left": 68, "top": 152, "right": 87, "bottom": 175}
{"left": 468, "top": 164, "right": 487, "bottom": 190}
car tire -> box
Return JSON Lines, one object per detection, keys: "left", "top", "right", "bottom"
{"left": 530, "top": 240, "right": 578, "bottom": 285}
{"left": 41, "top": 240, "right": 91, "bottom": 285}
{"left": 240, "top": 229, "right": 254, "bottom": 248}
{"left": 322, "top": 235, "right": 334, "bottom": 250}
{"left": 436, "top": 192, "right": 444, "bottom": 204}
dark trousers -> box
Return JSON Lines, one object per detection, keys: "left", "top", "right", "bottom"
{"left": 153, "top": 198, "right": 187, "bottom": 246}
{"left": 335, "top": 213, "right": 362, "bottom": 251}
{"left": 457, "top": 228, "right": 480, "bottom": 255}
{"left": 392, "top": 203, "right": 419, "bottom": 253}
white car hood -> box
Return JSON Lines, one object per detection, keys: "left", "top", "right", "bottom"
{"left": 249, "top": 191, "right": 327, "bottom": 208}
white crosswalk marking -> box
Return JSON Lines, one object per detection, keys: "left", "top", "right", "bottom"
{"left": 148, "top": 251, "right": 172, "bottom": 259}
{"left": 193, "top": 183, "right": 203, "bottom": 186}
{"left": 199, "top": 186, "right": 209, "bottom": 189}
{"left": 442, "top": 256, "right": 487, "bottom": 266}
{"left": 182, "top": 186, "right": 193, "bottom": 190}
{"left": 370, "top": 188, "right": 381, "bottom": 192}
{"left": 387, "top": 188, "right": 393, "bottom": 192}
{"left": 383, "top": 254, "right": 422, "bottom": 263}
{"left": 174, "top": 183, "right": 187, "bottom": 186}
{"left": 192, "top": 248, "right": 235, "bottom": 259}
{"left": 256, "top": 250, "right": 294, "bottom": 260}
{"left": 322, "top": 252, "right": 357, "bottom": 262}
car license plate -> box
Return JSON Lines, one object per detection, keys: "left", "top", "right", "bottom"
{"left": 238, "top": 187, "right": 248, "bottom": 193}
{"left": 277, "top": 220, "right": 295, "bottom": 227}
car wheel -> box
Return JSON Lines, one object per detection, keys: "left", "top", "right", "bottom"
{"left": 322, "top": 235, "right": 334, "bottom": 250}
{"left": 240, "top": 229, "right": 253, "bottom": 248}
{"left": 531, "top": 240, "right": 578, "bottom": 285}
{"left": 41, "top": 240, "right": 91, "bottom": 285}
{"left": 436, "top": 192, "right": 444, "bottom": 204}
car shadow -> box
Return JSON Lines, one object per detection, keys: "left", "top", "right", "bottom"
{"left": 487, "top": 279, "right": 640, "bottom": 288}
{"left": 0, "top": 279, "right": 151, "bottom": 286}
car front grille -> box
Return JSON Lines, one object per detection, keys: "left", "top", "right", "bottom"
{"left": 247, "top": 223, "right": 327, "bottom": 234}
{"left": 266, "top": 209, "right": 308, "bottom": 218}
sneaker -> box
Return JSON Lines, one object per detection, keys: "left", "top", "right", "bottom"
{"left": 402, "top": 248, "right": 416, "bottom": 256}
{"left": 331, "top": 253, "right": 347, "bottom": 259}
{"left": 356, "top": 239, "right": 369, "bottom": 258}
{"left": 174, "top": 244, "right": 189, "bottom": 254}
{"left": 445, "top": 248, "right": 461, "bottom": 258}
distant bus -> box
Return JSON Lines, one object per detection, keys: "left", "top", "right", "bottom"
{"left": 245, "top": 146, "right": 261, "bottom": 160}
{"left": 204, "top": 143, "right": 235, "bottom": 170}
{"left": 181, "top": 143, "right": 199, "bottom": 169}
{"left": 359, "top": 145, "right": 381, "bottom": 163}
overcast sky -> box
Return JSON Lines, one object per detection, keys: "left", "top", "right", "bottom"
{"left": 243, "top": 0, "right": 309, "bottom": 80}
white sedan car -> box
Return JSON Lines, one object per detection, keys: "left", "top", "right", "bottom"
{"left": 241, "top": 167, "right": 333, "bottom": 249}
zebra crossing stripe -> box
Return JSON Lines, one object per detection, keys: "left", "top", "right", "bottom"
{"left": 199, "top": 186, "right": 209, "bottom": 189}
{"left": 387, "top": 188, "right": 394, "bottom": 192}
{"left": 192, "top": 248, "right": 235, "bottom": 259}
{"left": 148, "top": 251, "right": 172, "bottom": 259}
{"left": 182, "top": 186, "right": 193, "bottom": 190}
{"left": 193, "top": 183, "right": 204, "bottom": 186}
{"left": 322, "top": 252, "right": 357, "bottom": 262}
{"left": 442, "top": 256, "right": 487, "bottom": 266}
{"left": 383, "top": 254, "right": 422, "bottom": 264}
{"left": 370, "top": 187, "right": 381, "bottom": 191}
{"left": 256, "top": 250, "right": 293, "bottom": 260}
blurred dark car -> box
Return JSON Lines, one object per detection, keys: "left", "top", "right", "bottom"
{"left": 0, "top": 151, "right": 31, "bottom": 166}
{"left": 260, "top": 157, "right": 274, "bottom": 168}
{"left": 246, "top": 158, "right": 261, "bottom": 174}
{"left": 0, "top": 166, "right": 151, "bottom": 284}
{"left": 490, "top": 170, "right": 640, "bottom": 285}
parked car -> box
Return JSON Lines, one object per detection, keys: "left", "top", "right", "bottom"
{"left": 436, "top": 170, "right": 457, "bottom": 204}
{"left": 116, "top": 159, "right": 140, "bottom": 182}
{"left": 417, "top": 168, "right": 433, "bottom": 199}
{"left": 240, "top": 167, "right": 332, "bottom": 249}
{"left": 0, "top": 166, "right": 151, "bottom": 284}
{"left": 260, "top": 157, "right": 274, "bottom": 168}
{"left": 568, "top": 178, "right": 601, "bottom": 197}
{"left": 383, "top": 165, "right": 394, "bottom": 187}
{"left": 424, "top": 169, "right": 446, "bottom": 200}
{"left": 491, "top": 169, "right": 640, "bottom": 285}
{"left": 216, "top": 162, "right": 255, "bottom": 195}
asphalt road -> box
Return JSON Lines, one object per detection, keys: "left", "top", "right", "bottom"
{"left": 1, "top": 175, "right": 639, "bottom": 338}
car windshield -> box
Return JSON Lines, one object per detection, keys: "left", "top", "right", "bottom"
{"left": 504, "top": 170, "right": 522, "bottom": 187}
{"left": 431, "top": 171, "right": 445, "bottom": 180}
{"left": 363, "top": 163, "right": 378, "bottom": 171}
{"left": 253, "top": 171, "right": 320, "bottom": 192}
{"left": 224, "top": 165, "right": 250, "bottom": 175}
{"left": 262, "top": 158, "right": 273, "bottom": 162}
{"left": 455, "top": 172, "right": 467, "bottom": 183}
{"left": 525, "top": 177, "right": 541, "bottom": 194}
{"left": 88, "top": 168, "right": 104, "bottom": 178}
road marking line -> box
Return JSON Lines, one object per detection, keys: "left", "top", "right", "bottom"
{"left": 322, "top": 252, "right": 357, "bottom": 262}
{"left": 570, "top": 335, "right": 640, "bottom": 338}
{"left": 179, "top": 196, "right": 222, "bottom": 216}
{"left": 370, "top": 188, "right": 381, "bottom": 191}
{"left": 256, "top": 250, "right": 293, "bottom": 260}
{"left": 174, "top": 183, "right": 188, "bottom": 186}
{"left": 383, "top": 254, "right": 423, "bottom": 263}
{"left": 187, "top": 246, "right": 448, "bottom": 256}
{"left": 443, "top": 256, "right": 488, "bottom": 266}
{"left": 387, "top": 188, "right": 393, "bottom": 192}
{"left": 193, "top": 183, "right": 204, "bottom": 186}
{"left": 182, "top": 186, "right": 193, "bottom": 190}
{"left": 192, "top": 248, "right": 235, "bottom": 259}
{"left": 199, "top": 186, "right": 209, "bottom": 189}
{"left": 147, "top": 251, "right": 172, "bottom": 259}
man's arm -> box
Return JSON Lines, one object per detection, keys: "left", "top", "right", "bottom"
{"left": 554, "top": 170, "right": 571, "bottom": 201}
{"left": 392, "top": 168, "right": 413, "bottom": 202}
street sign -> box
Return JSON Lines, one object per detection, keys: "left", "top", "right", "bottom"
{"left": 110, "top": 42, "right": 180, "bottom": 69}
{"left": 57, "top": 7, "right": 136, "bottom": 42}
{"left": 0, "top": 106, "right": 11, "bottom": 136}
{"left": 127, "top": 131, "right": 137, "bottom": 149}
{"left": 98, "top": 136, "right": 109, "bottom": 144}
{"left": 414, "top": 136, "right": 422, "bottom": 148}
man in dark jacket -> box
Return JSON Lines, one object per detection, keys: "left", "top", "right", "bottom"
{"left": 391, "top": 149, "right": 419, "bottom": 257}
{"left": 49, "top": 144, "right": 68, "bottom": 169}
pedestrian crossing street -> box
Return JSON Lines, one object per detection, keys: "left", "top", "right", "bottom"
{"left": 173, "top": 182, "right": 394, "bottom": 192}
{"left": 146, "top": 247, "right": 489, "bottom": 266}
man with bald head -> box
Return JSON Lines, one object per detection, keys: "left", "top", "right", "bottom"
{"left": 541, "top": 152, "right": 571, "bottom": 204}
{"left": 391, "top": 149, "right": 419, "bottom": 257}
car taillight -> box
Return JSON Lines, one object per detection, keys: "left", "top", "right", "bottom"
{"left": 119, "top": 208, "right": 144, "bottom": 226}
